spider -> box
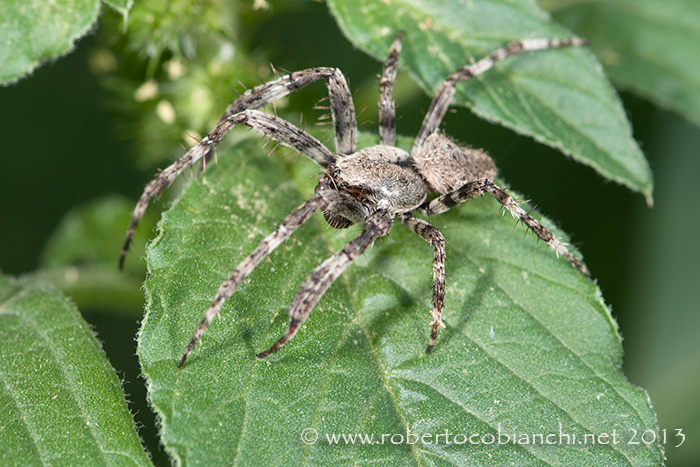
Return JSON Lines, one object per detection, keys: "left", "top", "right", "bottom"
{"left": 120, "top": 32, "right": 591, "bottom": 367}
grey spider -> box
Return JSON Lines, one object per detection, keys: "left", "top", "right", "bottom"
{"left": 120, "top": 33, "right": 591, "bottom": 367}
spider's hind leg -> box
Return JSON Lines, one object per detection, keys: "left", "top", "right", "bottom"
{"left": 423, "top": 179, "right": 590, "bottom": 277}
{"left": 257, "top": 210, "right": 394, "bottom": 358}
{"left": 411, "top": 37, "right": 587, "bottom": 157}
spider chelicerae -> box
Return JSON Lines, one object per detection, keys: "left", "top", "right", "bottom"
{"left": 120, "top": 33, "right": 591, "bottom": 367}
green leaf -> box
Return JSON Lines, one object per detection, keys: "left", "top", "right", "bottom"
{"left": 30, "top": 195, "right": 152, "bottom": 313}
{"left": 139, "top": 138, "right": 661, "bottom": 465}
{"left": 327, "top": 0, "right": 653, "bottom": 204}
{"left": 0, "top": 274, "right": 151, "bottom": 466}
{"left": 0, "top": 0, "right": 102, "bottom": 85}
{"left": 544, "top": 0, "right": 700, "bottom": 129}
{"left": 40, "top": 195, "right": 153, "bottom": 275}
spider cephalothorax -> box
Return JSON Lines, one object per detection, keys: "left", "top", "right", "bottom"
{"left": 120, "top": 33, "right": 590, "bottom": 367}
{"left": 320, "top": 145, "right": 427, "bottom": 225}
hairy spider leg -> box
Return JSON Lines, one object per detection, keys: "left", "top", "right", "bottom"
{"left": 379, "top": 34, "right": 449, "bottom": 353}
{"left": 378, "top": 32, "right": 403, "bottom": 146}
{"left": 412, "top": 37, "right": 587, "bottom": 157}
{"left": 179, "top": 189, "right": 365, "bottom": 367}
{"left": 257, "top": 210, "right": 394, "bottom": 358}
{"left": 220, "top": 67, "right": 357, "bottom": 155}
{"left": 120, "top": 67, "right": 358, "bottom": 269}
{"left": 121, "top": 110, "right": 332, "bottom": 269}
{"left": 400, "top": 214, "right": 447, "bottom": 352}
{"left": 423, "top": 178, "right": 590, "bottom": 277}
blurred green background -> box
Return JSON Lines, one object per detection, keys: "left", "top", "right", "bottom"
{"left": 1, "top": 2, "right": 697, "bottom": 465}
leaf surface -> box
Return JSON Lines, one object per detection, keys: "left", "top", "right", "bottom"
{"left": 138, "top": 138, "right": 662, "bottom": 465}
{"left": 0, "top": 0, "right": 101, "bottom": 85}
{"left": 546, "top": 0, "right": 700, "bottom": 128}
{"left": 0, "top": 275, "right": 151, "bottom": 466}
{"left": 34, "top": 195, "right": 153, "bottom": 312}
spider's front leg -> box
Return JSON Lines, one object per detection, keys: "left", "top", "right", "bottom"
{"left": 120, "top": 110, "right": 332, "bottom": 269}
{"left": 257, "top": 209, "right": 394, "bottom": 358}
{"left": 221, "top": 67, "right": 357, "bottom": 155}
{"left": 120, "top": 66, "right": 358, "bottom": 269}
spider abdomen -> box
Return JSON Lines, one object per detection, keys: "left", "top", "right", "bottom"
{"left": 416, "top": 131, "right": 498, "bottom": 194}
